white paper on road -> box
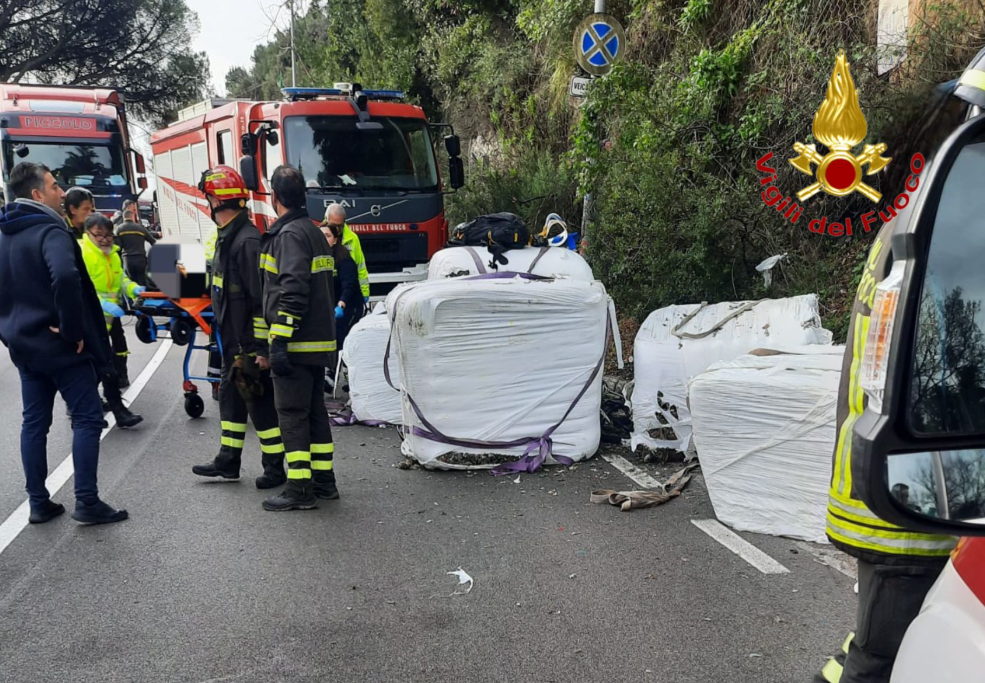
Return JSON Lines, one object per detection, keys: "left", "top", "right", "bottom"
{"left": 341, "top": 306, "right": 402, "bottom": 425}
{"left": 427, "top": 246, "right": 594, "bottom": 281}
{"left": 447, "top": 567, "right": 474, "bottom": 595}
{"left": 389, "top": 276, "right": 607, "bottom": 470}
{"left": 688, "top": 347, "right": 845, "bottom": 543}
{"left": 630, "top": 294, "right": 833, "bottom": 454}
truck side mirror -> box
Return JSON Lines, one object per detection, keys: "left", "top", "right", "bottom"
{"left": 135, "top": 152, "right": 146, "bottom": 175}
{"left": 138, "top": 177, "right": 148, "bottom": 190}
{"left": 239, "top": 155, "right": 259, "bottom": 192}
{"left": 241, "top": 133, "right": 257, "bottom": 156}
{"left": 444, "top": 134, "right": 461, "bottom": 158}
{"left": 853, "top": 111, "right": 985, "bottom": 537}
{"left": 448, "top": 156, "right": 465, "bottom": 190}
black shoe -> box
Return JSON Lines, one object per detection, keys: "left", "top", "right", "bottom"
{"left": 313, "top": 472, "right": 339, "bottom": 500}
{"left": 255, "top": 454, "right": 286, "bottom": 489}
{"left": 192, "top": 455, "right": 241, "bottom": 480}
{"left": 262, "top": 481, "right": 318, "bottom": 511}
{"left": 29, "top": 500, "right": 65, "bottom": 524}
{"left": 72, "top": 499, "right": 128, "bottom": 525}
{"left": 113, "top": 406, "right": 143, "bottom": 429}
{"left": 211, "top": 383, "right": 220, "bottom": 401}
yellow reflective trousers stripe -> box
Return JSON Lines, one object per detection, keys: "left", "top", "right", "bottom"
{"left": 287, "top": 468, "right": 311, "bottom": 480}
{"left": 260, "top": 442, "right": 286, "bottom": 454}
{"left": 221, "top": 436, "right": 245, "bottom": 449}
{"left": 221, "top": 421, "right": 247, "bottom": 433}
{"left": 311, "top": 460, "right": 334, "bottom": 471}
{"left": 311, "top": 443, "right": 334, "bottom": 454}
{"left": 821, "top": 658, "right": 843, "bottom": 683}
{"left": 256, "top": 427, "right": 280, "bottom": 440}
{"left": 286, "top": 451, "right": 310, "bottom": 464}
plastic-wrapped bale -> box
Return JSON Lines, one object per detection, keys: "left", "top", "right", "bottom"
{"left": 630, "top": 295, "right": 833, "bottom": 454}
{"left": 340, "top": 307, "right": 402, "bottom": 425}
{"left": 389, "top": 275, "right": 608, "bottom": 470}
{"left": 688, "top": 346, "right": 845, "bottom": 542}
{"left": 428, "top": 246, "right": 594, "bottom": 281}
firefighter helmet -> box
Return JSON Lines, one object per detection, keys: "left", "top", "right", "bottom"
{"left": 198, "top": 166, "right": 249, "bottom": 205}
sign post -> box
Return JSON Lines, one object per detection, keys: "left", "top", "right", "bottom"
{"left": 572, "top": 2, "right": 625, "bottom": 253}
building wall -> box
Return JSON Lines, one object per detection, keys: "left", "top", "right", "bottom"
{"left": 878, "top": 0, "right": 980, "bottom": 74}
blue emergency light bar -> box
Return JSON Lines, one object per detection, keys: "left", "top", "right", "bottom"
{"left": 281, "top": 87, "right": 405, "bottom": 101}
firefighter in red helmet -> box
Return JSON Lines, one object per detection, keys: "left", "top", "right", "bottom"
{"left": 191, "top": 166, "right": 286, "bottom": 489}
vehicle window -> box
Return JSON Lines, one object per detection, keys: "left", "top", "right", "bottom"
{"left": 1, "top": 142, "right": 128, "bottom": 190}
{"left": 908, "top": 135, "right": 985, "bottom": 434}
{"left": 260, "top": 130, "right": 281, "bottom": 185}
{"left": 217, "top": 130, "right": 232, "bottom": 165}
{"left": 283, "top": 115, "right": 438, "bottom": 192}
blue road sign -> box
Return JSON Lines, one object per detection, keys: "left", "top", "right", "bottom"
{"left": 574, "top": 14, "right": 625, "bottom": 76}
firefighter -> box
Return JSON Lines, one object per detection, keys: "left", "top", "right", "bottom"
{"left": 64, "top": 187, "right": 95, "bottom": 240}
{"left": 322, "top": 203, "right": 370, "bottom": 303}
{"left": 813, "top": 222, "right": 956, "bottom": 683}
{"left": 115, "top": 200, "right": 156, "bottom": 286}
{"left": 191, "top": 166, "right": 287, "bottom": 489}
{"left": 260, "top": 165, "right": 338, "bottom": 511}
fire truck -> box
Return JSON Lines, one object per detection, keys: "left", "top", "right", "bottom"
{"left": 149, "top": 84, "right": 464, "bottom": 298}
{"left": 0, "top": 84, "right": 148, "bottom": 213}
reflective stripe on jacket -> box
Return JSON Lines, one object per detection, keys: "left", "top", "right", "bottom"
{"left": 342, "top": 223, "right": 370, "bottom": 298}
{"left": 826, "top": 220, "right": 956, "bottom": 564}
{"left": 260, "top": 209, "right": 337, "bottom": 365}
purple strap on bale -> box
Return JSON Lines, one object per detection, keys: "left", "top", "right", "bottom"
{"left": 463, "top": 247, "right": 488, "bottom": 275}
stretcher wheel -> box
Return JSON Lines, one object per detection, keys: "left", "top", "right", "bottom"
{"left": 135, "top": 317, "right": 154, "bottom": 344}
{"left": 184, "top": 393, "right": 205, "bottom": 418}
{"left": 171, "top": 319, "right": 193, "bottom": 346}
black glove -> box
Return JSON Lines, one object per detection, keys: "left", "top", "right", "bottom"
{"left": 269, "top": 337, "right": 292, "bottom": 378}
{"left": 233, "top": 354, "right": 265, "bottom": 400}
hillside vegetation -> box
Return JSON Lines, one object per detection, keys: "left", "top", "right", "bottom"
{"left": 228, "top": 0, "right": 985, "bottom": 341}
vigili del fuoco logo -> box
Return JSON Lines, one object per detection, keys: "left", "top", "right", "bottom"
{"left": 755, "top": 50, "right": 925, "bottom": 237}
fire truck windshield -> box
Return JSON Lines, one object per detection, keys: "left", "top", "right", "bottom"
{"left": 2, "top": 141, "right": 128, "bottom": 191}
{"left": 284, "top": 116, "right": 439, "bottom": 192}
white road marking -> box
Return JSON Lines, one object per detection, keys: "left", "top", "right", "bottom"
{"left": 794, "top": 541, "right": 858, "bottom": 580}
{"left": 600, "top": 453, "right": 665, "bottom": 489}
{"left": 0, "top": 340, "right": 173, "bottom": 555}
{"left": 691, "top": 519, "right": 791, "bottom": 575}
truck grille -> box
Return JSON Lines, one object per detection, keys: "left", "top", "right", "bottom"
{"left": 358, "top": 232, "right": 429, "bottom": 272}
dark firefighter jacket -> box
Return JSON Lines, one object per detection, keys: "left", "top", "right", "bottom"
{"left": 212, "top": 210, "right": 267, "bottom": 358}
{"left": 259, "top": 208, "right": 336, "bottom": 366}
{"left": 115, "top": 220, "right": 156, "bottom": 261}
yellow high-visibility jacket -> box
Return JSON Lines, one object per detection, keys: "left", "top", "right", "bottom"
{"left": 342, "top": 223, "right": 370, "bottom": 299}
{"left": 81, "top": 233, "right": 140, "bottom": 328}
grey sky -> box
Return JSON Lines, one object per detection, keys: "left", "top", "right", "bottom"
{"left": 187, "top": 0, "right": 292, "bottom": 96}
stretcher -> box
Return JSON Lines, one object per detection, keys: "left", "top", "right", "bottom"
{"left": 130, "top": 292, "right": 221, "bottom": 418}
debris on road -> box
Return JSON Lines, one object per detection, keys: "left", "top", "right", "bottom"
{"left": 591, "top": 463, "right": 697, "bottom": 511}
{"left": 600, "top": 376, "right": 633, "bottom": 444}
{"left": 447, "top": 567, "right": 474, "bottom": 595}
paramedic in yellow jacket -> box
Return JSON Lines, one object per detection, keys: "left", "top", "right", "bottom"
{"left": 81, "top": 214, "right": 145, "bottom": 390}
{"left": 322, "top": 203, "right": 370, "bottom": 301}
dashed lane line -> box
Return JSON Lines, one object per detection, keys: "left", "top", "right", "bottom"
{"left": 0, "top": 340, "right": 173, "bottom": 555}
{"left": 692, "top": 519, "right": 791, "bottom": 575}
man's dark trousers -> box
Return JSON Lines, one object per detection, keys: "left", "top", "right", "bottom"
{"left": 124, "top": 256, "right": 148, "bottom": 287}
{"left": 272, "top": 364, "right": 333, "bottom": 480}
{"left": 19, "top": 358, "right": 103, "bottom": 505}
{"left": 217, "top": 350, "right": 282, "bottom": 466}
{"left": 814, "top": 558, "right": 946, "bottom": 682}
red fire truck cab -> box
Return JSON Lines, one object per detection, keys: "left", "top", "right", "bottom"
{"left": 0, "top": 84, "right": 147, "bottom": 214}
{"left": 150, "top": 85, "right": 464, "bottom": 298}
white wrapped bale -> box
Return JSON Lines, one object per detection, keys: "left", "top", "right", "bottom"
{"left": 428, "top": 246, "right": 594, "bottom": 281}
{"left": 631, "top": 295, "right": 833, "bottom": 453}
{"left": 340, "top": 307, "right": 402, "bottom": 425}
{"left": 688, "top": 347, "right": 845, "bottom": 542}
{"left": 389, "top": 275, "right": 608, "bottom": 470}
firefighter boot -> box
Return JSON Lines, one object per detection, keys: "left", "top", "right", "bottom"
{"left": 313, "top": 471, "right": 339, "bottom": 500}
{"left": 262, "top": 480, "right": 318, "bottom": 511}
{"left": 115, "top": 355, "right": 131, "bottom": 389}
{"left": 192, "top": 452, "right": 241, "bottom": 481}
{"left": 255, "top": 454, "right": 287, "bottom": 490}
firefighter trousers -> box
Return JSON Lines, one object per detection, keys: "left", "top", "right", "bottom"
{"left": 271, "top": 364, "right": 333, "bottom": 482}
{"left": 217, "top": 351, "right": 283, "bottom": 466}
{"left": 814, "top": 558, "right": 946, "bottom": 683}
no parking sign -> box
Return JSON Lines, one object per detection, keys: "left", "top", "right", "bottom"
{"left": 573, "top": 13, "right": 625, "bottom": 76}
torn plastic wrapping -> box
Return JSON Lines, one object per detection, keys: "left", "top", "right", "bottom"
{"left": 428, "top": 245, "right": 595, "bottom": 281}
{"left": 630, "top": 295, "right": 833, "bottom": 454}
{"left": 688, "top": 346, "right": 845, "bottom": 542}
{"left": 340, "top": 306, "right": 403, "bottom": 425}
{"left": 389, "top": 276, "right": 609, "bottom": 470}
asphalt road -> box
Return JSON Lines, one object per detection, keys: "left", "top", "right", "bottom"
{"left": 0, "top": 331, "right": 856, "bottom": 683}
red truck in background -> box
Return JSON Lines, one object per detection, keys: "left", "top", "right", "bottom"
{"left": 0, "top": 84, "right": 148, "bottom": 214}
{"left": 149, "top": 84, "right": 464, "bottom": 299}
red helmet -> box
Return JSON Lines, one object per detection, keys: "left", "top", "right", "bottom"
{"left": 198, "top": 165, "right": 249, "bottom": 203}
